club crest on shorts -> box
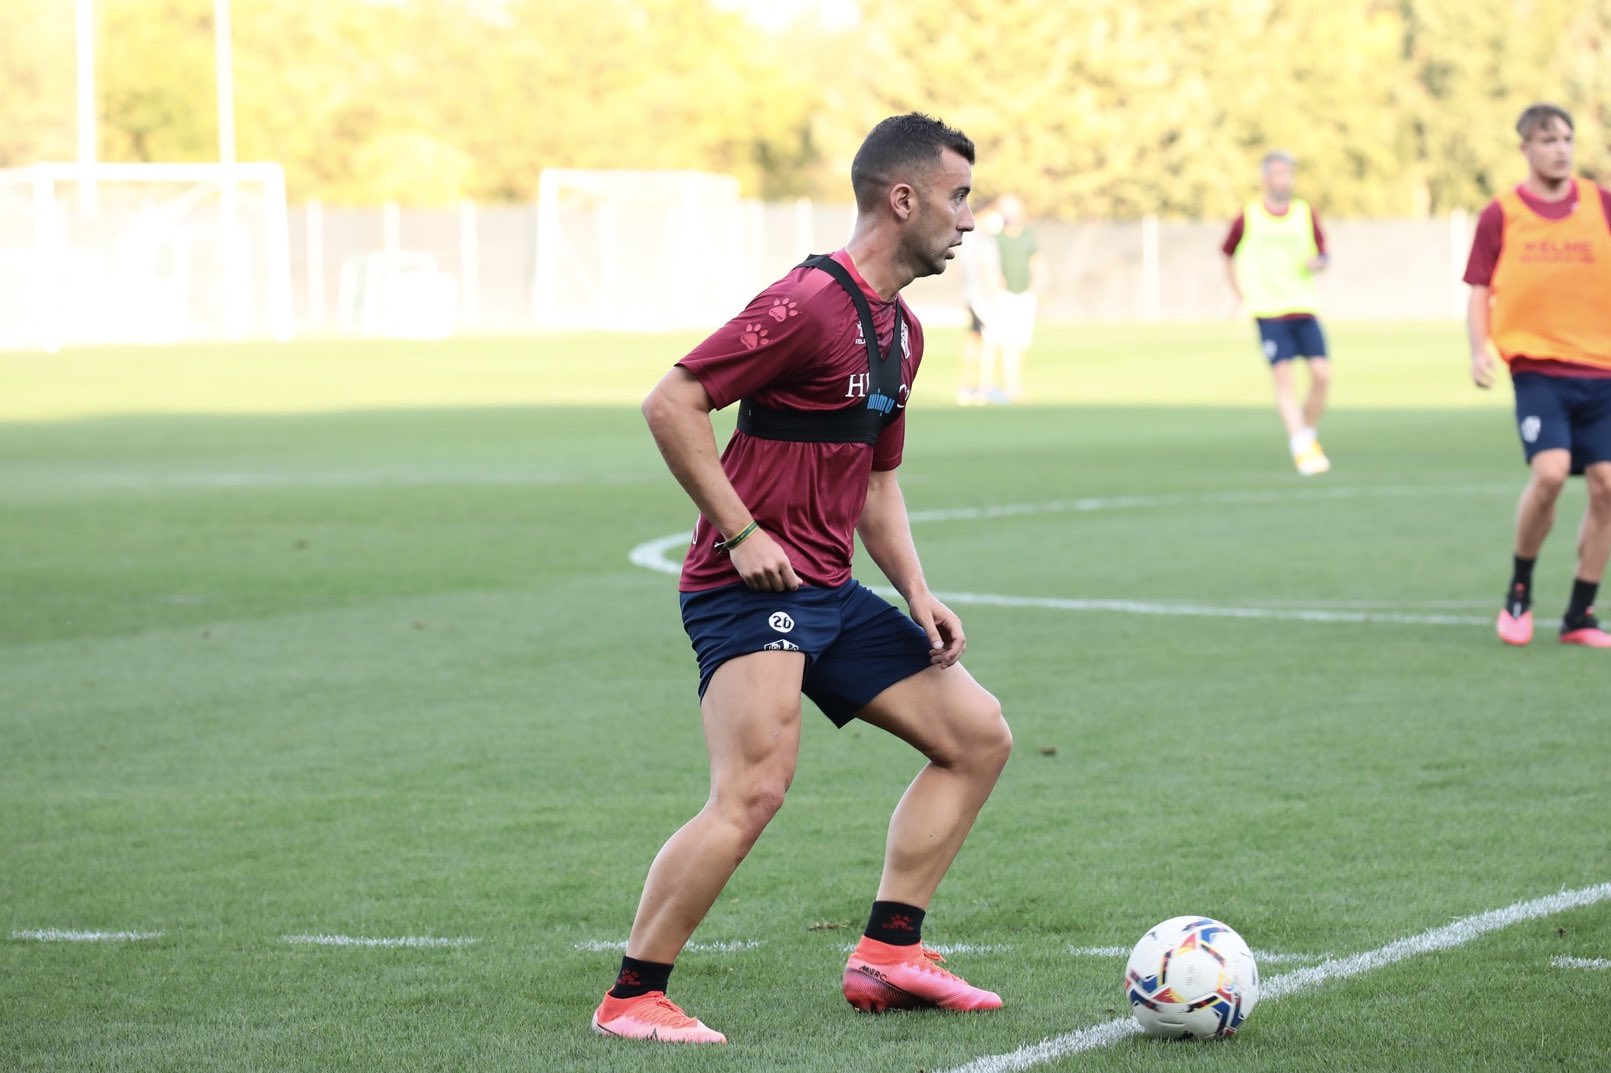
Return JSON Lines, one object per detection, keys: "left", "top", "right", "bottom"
{"left": 1520, "top": 415, "right": 1542, "bottom": 444}
{"left": 768, "top": 611, "right": 796, "bottom": 633}
{"left": 762, "top": 638, "right": 801, "bottom": 651}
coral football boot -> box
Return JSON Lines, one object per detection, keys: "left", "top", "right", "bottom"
{"left": 591, "top": 992, "right": 727, "bottom": 1044}
{"left": 842, "top": 937, "right": 1002, "bottom": 1013}
{"left": 1497, "top": 584, "right": 1533, "bottom": 646}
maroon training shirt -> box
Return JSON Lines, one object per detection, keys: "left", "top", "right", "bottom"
{"left": 674, "top": 249, "right": 922, "bottom": 592}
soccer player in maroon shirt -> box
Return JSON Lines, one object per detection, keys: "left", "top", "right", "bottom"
{"left": 591, "top": 114, "right": 1013, "bottom": 1044}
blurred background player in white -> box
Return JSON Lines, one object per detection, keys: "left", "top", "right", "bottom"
{"left": 1465, "top": 102, "right": 1611, "bottom": 649}
{"left": 1223, "top": 150, "right": 1333, "bottom": 476}
{"left": 955, "top": 199, "right": 1003, "bottom": 405}
{"left": 990, "top": 194, "right": 1045, "bottom": 404}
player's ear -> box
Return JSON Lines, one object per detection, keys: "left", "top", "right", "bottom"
{"left": 890, "top": 180, "right": 916, "bottom": 221}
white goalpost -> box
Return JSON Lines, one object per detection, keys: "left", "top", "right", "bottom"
{"left": 534, "top": 169, "right": 755, "bottom": 331}
{"left": 0, "top": 162, "right": 294, "bottom": 351}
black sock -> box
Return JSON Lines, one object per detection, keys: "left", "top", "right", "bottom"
{"left": 865, "top": 900, "right": 925, "bottom": 946}
{"left": 1511, "top": 556, "right": 1536, "bottom": 594}
{"left": 1566, "top": 578, "right": 1599, "bottom": 623}
{"left": 609, "top": 955, "right": 673, "bottom": 999}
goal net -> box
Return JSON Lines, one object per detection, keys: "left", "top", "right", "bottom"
{"left": 0, "top": 162, "right": 293, "bottom": 351}
{"left": 534, "top": 169, "right": 755, "bottom": 331}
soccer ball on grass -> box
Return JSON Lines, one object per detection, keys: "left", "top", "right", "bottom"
{"left": 1124, "top": 916, "right": 1259, "bottom": 1040}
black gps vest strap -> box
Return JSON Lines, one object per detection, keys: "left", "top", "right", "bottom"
{"left": 736, "top": 254, "right": 905, "bottom": 446}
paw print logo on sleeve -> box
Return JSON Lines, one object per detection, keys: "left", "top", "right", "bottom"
{"left": 738, "top": 322, "right": 771, "bottom": 350}
{"left": 767, "top": 298, "right": 799, "bottom": 323}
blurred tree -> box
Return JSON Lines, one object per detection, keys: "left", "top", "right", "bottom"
{"left": 1, "top": 0, "right": 1608, "bottom": 214}
{"left": 1396, "top": 0, "right": 1586, "bottom": 212}
{"left": 0, "top": 1, "right": 77, "bottom": 167}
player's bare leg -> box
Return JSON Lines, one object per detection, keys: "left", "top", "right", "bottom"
{"left": 625, "top": 650, "right": 806, "bottom": 963}
{"left": 1274, "top": 361, "right": 1327, "bottom": 474}
{"left": 1559, "top": 461, "right": 1611, "bottom": 647}
{"left": 841, "top": 663, "right": 1010, "bottom": 1013}
{"left": 1573, "top": 462, "right": 1611, "bottom": 583}
{"left": 1271, "top": 360, "right": 1303, "bottom": 438}
{"left": 1516, "top": 449, "right": 1570, "bottom": 559}
{"left": 595, "top": 652, "right": 805, "bottom": 1043}
{"left": 1499, "top": 449, "right": 1569, "bottom": 646}
{"left": 1302, "top": 356, "right": 1331, "bottom": 433}
{"left": 857, "top": 664, "right": 1010, "bottom": 904}
{"left": 958, "top": 330, "right": 985, "bottom": 404}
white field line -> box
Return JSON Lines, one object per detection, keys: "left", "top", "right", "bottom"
{"left": 281, "top": 934, "right": 476, "bottom": 949}
{"left": 941, "top": 882, "right": 1611, "bottom": 1073}
{"left": 9, "top": 929, "right": 163, "bottom": 942}
{"left": 628, "top": 485, "right": 1502, "bottom": 627}
{"left": 1553, "top": 956, "right": 1611, "bottom": 969}
{"left": 933, "top": 590, "right": 1487, "bottom": 627}
{"left": 1067, "top": 945, "right": 1320, "bottom": 964}
{"left": 574, "top": 939, "right": 760, "bottom": 954}
{"left": 904, "top": 483, "right": 1510, "bottom": 524}
{"left": 629, "top": 531, "right": 1486, "bottom": 628}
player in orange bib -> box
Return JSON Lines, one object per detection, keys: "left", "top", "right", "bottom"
{"left": 1464, "top": 103, "right": 1611, "bottom": 648}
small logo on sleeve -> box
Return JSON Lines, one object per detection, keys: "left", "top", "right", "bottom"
{"left": 738, "top": 322, "right": 771, "bottom": 349}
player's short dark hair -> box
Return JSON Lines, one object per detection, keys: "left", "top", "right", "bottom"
{"left": 851, "top": 113, "right": 975, "bottom": 212}
{"left": 1516, "top": 103, "right": 1573, "bottom": 140}
{"left": 1261, "top": 149, "right": 1295, "bottom": 172}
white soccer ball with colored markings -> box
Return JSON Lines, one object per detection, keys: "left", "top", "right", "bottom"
{"left": 1124, "top": 916, "right": 1259, "bottom": 1040}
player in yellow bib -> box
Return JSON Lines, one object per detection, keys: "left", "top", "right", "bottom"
{"left": 1222, "top": 150, "right": 1333, "bottom": 476}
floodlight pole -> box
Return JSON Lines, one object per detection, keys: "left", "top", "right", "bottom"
{"left": 215, "top": 0, "right": 246, "bottom": 335}
{"left": 76, "top": 0, "right": 96, "bottom": 213}
{"left": 215, "top": 0, "right": 236, "bottom": 168}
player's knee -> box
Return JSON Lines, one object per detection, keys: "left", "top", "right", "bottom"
{"left": 1585, "top": 467, "right": 1611, "bottom": 512}
{"left": 1531, "top": 463, "right": 1570, "bottom": 497}
{"left": 715, "top": 774, "right": 791, "bottom": 843}
{"left": 938, "top": 693, "right": 1012, "bottom": 774}
{"left": 978, "top": 708, "right": 1013, "bottom": 775}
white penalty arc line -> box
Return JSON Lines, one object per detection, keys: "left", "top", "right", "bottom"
{"left": 941, "top": 882, "right": 1611, "bottom": 1073}
{"left": 628, "top": 550, "right": 1487, "bottom": 629}
{"left": 904, "top": 482, "right": 1512, "bottom": 524}
{"left": 1553, "top": 956, "right": 1611, "bottom": 969}
{"left": 628, "top": 485, "right": 1504, "bottom": 628}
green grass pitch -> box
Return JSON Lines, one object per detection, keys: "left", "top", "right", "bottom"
{"left": 2, "top": 322, "right": 1608, "bottom": 1072}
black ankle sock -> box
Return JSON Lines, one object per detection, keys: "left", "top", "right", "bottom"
{"left": 865, "top": 900, "right": 925, "bottom": 946}
{"left": 609, "top": 955, "right": 673, "bottom": 999}
{"left": 1511, "top": 556, "right": 1536, "bottom": 594}
{"left": 1566, "top": 578, "right": 1599, "bottom": 623}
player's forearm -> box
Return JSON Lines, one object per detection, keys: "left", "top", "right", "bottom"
{"left": 1466, "top": 286, "right": 1492, "bottom": 359}
{"left": 1222, "top": 256, "right": 1242, "bottom": 301}
{"left": 858, "top": 471, "right": 929, "bottom": 601}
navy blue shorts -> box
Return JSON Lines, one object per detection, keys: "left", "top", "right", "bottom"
{"left": 679, "top": 579, "right": 934, "bottom": 727}
{"left": 1511, "top": 372, "right": 1611, "bottom": 474}
{"left": 1255, "top": 316, "right": 1328, "bottom": 364}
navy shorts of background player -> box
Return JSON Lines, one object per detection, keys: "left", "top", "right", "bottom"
{"left": 679, "top": 579, "right": 934, "bottom": 727}
{"left": 1255, "top": 315, "right": 1328, "bottom": 364}
{"left": 1511, "top": 371, "right": 1611, "bottom": 475}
